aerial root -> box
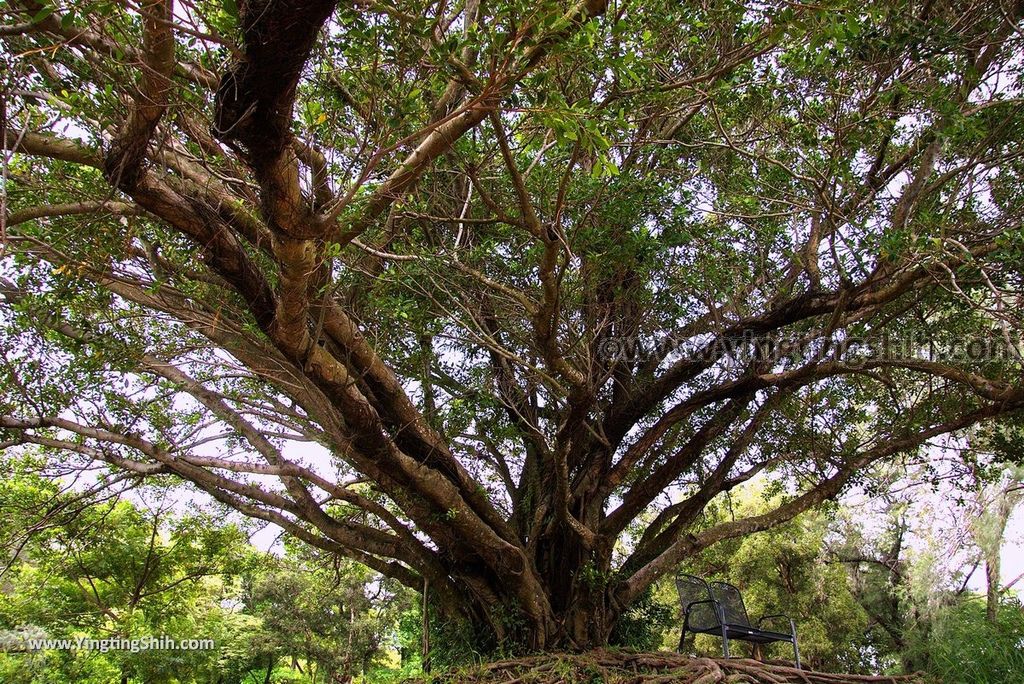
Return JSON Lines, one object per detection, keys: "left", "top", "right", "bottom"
{"left": 433, "top": 650, "right": 926, "bottom": 684}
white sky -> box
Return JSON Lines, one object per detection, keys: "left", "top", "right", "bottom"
{"left": 998, "top": 509, "right": 1023, "bottom": 593}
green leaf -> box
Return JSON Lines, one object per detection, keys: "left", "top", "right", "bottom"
{"left": 32, "top": 4, "right": 55, "bottom": 23}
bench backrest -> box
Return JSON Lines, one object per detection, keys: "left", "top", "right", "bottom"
{"left": 675, "top": 573, "right": 719, "bottom": 631}
{"left": 675, "top": 573, "right": 753, "bottom": 629}
{"left": 709, "top": 581, "right": 752, "bottom": 627}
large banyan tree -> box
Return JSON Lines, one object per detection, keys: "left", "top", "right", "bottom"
{"left": 1, "top": 0, "right": 1023, "bottom": 648}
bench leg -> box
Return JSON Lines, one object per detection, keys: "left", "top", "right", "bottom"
{"left": 790, "top": 618, "right": 801, "bottom": 669}
{"left": 720, "top": 626, "right": 730, "bottom": 659}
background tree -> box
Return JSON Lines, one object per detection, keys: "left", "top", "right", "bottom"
{"left": 0, "top": 470, "right": 253, "bottom": 683}
{"left": 828, "top": 504, "right": 916, "bottom": 672}
{"left": 820, "top": 440, "right": 1024, "bottom": 679}
{"left": 243, "top": 544, "right": 405, "bottom": 683}
{"left": 2, "top": 0, "right": 1024, "bottom": 649}
{"left": 0, "top": 463, "right": 407, "bottom": 683}
{"left": 670, "top": 475, "right": 1024, "bottom": 681}
{"left": 964, "top": 427, "right": 1024, "bottom": 623}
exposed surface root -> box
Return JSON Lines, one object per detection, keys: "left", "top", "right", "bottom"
{"left": 429, "top": 650, "right": 927, "bottom": 684}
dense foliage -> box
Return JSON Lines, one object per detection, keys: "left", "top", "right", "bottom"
{"left": 916, "top": 596, "right": 1024, "bottom": 684}
{"left": 2, "top": 0, "right": 1023, "bottom": 650}
{"left": 0, "top": 469, "right": 410, "bottom": 683}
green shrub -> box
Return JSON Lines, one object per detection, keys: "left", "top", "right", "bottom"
{"left": 609, "top": 586, "right": 675, "bottom": 652}
{"left": 915, "top": 596, "right": 1024, "bottom": 684}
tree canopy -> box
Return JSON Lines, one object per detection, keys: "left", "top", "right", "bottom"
{"left": 2, "top": 0, "right": 1023, "bottom": 649}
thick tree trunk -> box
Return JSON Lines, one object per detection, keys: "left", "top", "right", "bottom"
{"left": 263, "top": 655, "right": 276, "bottom": 684}
{"left": 458, "top": 589, "right": 618, "bottom": 652}
{"left": 451, "top": 519, "right": 621, "bottom": 651}
{"left": 985, "top": 554, "right": 1000, "bottom": 623}
{"left": 536, "top": 530, "right": 601, "bottom": 647}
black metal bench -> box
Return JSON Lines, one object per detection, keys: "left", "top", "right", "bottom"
{"left": 675, "top": 573, "right": 801, "bottom": 668}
